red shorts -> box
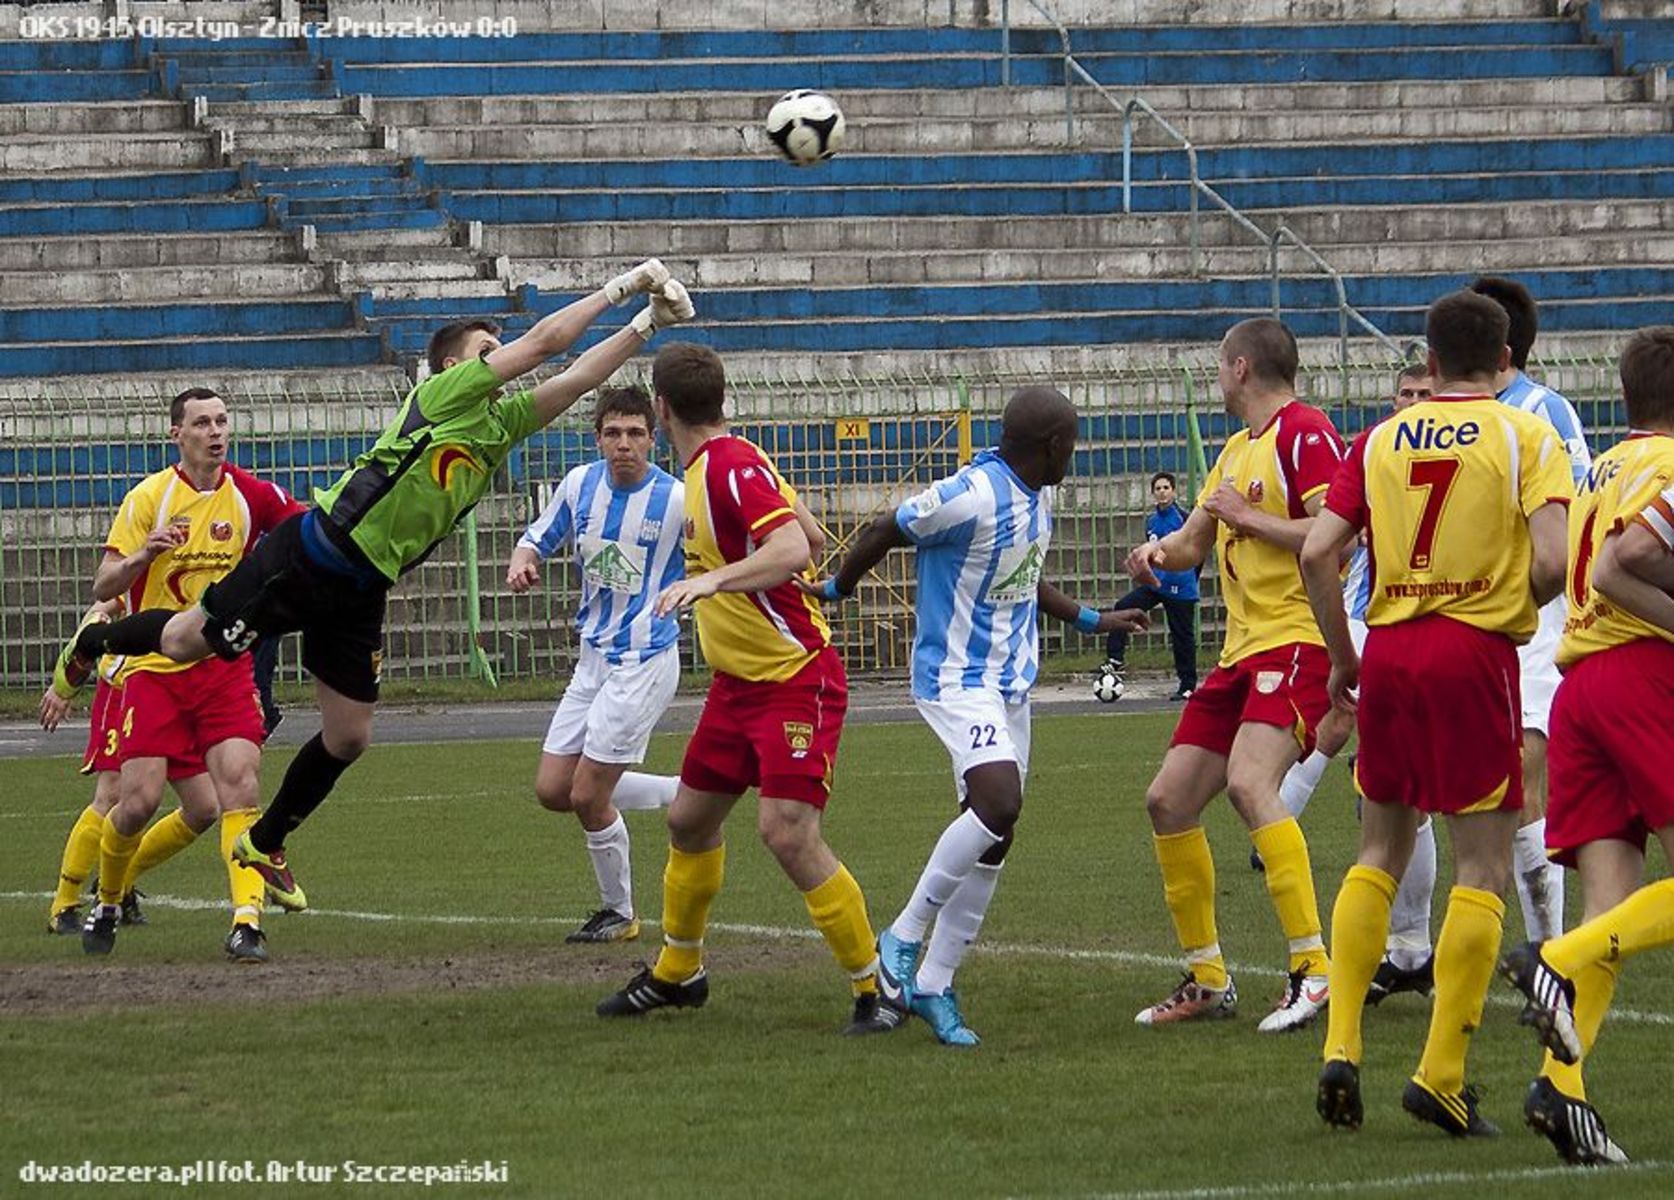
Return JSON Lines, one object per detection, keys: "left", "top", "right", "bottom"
{"left": 681, "top": 646, "right": 847, "bottom": 808}
{"left": 120, "top": 656, "right": 266, "bottom": 765}
{"left": 1356, "top": 614, "right": 1523, "bottom": 815}
{"left": 1546, "top": 640, "right": 1674, "bottom": 868}
{"left": 1171, "top": 642, "right": 1330, "bottom": 758}
{"left": 81, "top": 679, "right": 204, "bottom": 780}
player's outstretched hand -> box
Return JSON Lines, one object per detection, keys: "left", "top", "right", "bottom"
{"left": 654, "top": 572, "right": 720, "bottom": 617}
{"left": 631, "top": 279, "right": 696, "bottom": 340}
{"left": 603, "top": 258, "right": 670, "bottom": 305}
{"left": 1327, "top": 657, "right": 1360, "bottom": 715}
{"left": 1124, "top": 542, "right": 1164, "bottom": 588}
{"left": 39, "top": 687, "right": 70, "bottom": 732}
{"left": 1096, "top": 607, "right": 1150, "bottom": 634}
{"left": 506, "top": 561, "right": 540, "bottom": 594}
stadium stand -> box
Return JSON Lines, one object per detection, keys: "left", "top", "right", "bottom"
{"left": 0, "top": 0, "right": 1669, "bottom": 385}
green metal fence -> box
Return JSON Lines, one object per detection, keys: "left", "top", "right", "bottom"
{"left": 0, "top": 349, "right": 1633, "bottom": 688}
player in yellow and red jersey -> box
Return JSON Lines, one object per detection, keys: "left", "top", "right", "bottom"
{"left": 596, "top": 342, "right": 897, "bottom": 1036}
{"left": 1499, "top": 326, "right": 1674, "bottom": 1166}
{"left": 77, "top": 387, "right": 304, "bottom": 962}
{"left": 38, "top": 598, "right": 216, "bottom": 936}
{"left": 1302, "top": 290, "right": 1571, "bottom": 1138}
{"left": 1127, "top": 318, "right": 1343, "bottom": 1035}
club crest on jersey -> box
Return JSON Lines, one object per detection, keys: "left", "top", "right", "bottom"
{"left": 209, "top": 520, "right": 234, "bottom": 542}
{"left": 168, "top": 515, "right": 192, "bottom": 535}
{"left": 784, "top": 721, "right": 814, "bottom": 756}
{"left": 1255, "top": 670, "right": 1284, "bottom": 695}
{"left": 430, "top": 444, "right": 484, "bottom": 491}
{"left": 1246, "top": 480, "right": 1265, "bottom": 504}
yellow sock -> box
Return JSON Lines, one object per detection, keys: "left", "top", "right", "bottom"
{"left": 1545, "top": 878, "right": 1674, "bottom": 978}
{"left": 221, "top": 808, "right": 264, "bottom": 926}
{"left": 1251, "top": 817, "right": 1329, "bottom": 976}
{"left": 1415, "top": 886, "right": 1505, "bottom": 1096}
{"left": 96, "top": 820, "right": 145, "bottom": 907}
{"left": 652, "top": 844, "right": 725, "bottom": 984}
{"left": 1322, "top": 865, "right": 1397, "bottom": 1066}
{"left": 1154, "top": 827, "right": 1225, "bottom": 990}
{"left": 803, "top": 863, "right": 880, "bottom": 997}
{"left": 1540, "top": 959, "right": 1620, "bottom": 1101}
{"left": 52, "top": 805, "right": 106, "bottom": 914}
{"left": 119, "top": 809, "right": 200, "bottom": 894}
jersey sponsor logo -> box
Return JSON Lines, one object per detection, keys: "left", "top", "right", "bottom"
{"left": 430, "top": 444, "right": 484, "bottom": 491}
{"left": 582, "top": 540, "right": 645, "bottom": 591}
{"left": 1393, "top": 416, "right": 1480, "bottom": 453}
{"left": 783, "top": 721, "right": 814, "bottom": 756}
{"left": 987, "top": 543, "right": 1044, "bottom": 604}
{"left": 1246, "top": 480, "right": 1264, "bottom": 504}
{"left": 637, "top": 518, "right": 664, "bottom": 544}
{"left": 209, "top": 520, "right": 234, "bottom": 542}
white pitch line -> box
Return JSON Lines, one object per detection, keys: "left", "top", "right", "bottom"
{"left": 1051, "top": 1160, "right": 1673, "bottom": 1200}
{"left": 5, "top": 889, "right": 1672, "bottom": 1030}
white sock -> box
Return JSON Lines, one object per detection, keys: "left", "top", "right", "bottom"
{"left": 1279, "top": 750, "right": 1332, "bottom": 818}
{"left": 916, "top": 862, "right": 1002, "bottom": 997}
{"left": 612, "top": 772, "right": 678, "bottom": 811}
{"left": 891, "top": 809, "right": 1004, "bottom": 943}
{"left": 1514, "top": 818, "right": 1564, "bottom": 942}
{"left": 1386, "top": 816, "right": 1436, "bottom": 970}
{"left": 584, "top": 816, "right": 634, "bottom": 919}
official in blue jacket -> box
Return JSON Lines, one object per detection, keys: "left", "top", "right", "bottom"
{"left": 1106, "top": 472, "right": 1199, "bottom": 700}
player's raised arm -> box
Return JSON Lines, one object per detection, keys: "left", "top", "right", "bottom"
{"left": 526, "top": 282, "right": 696, "bottom": 429}
{"left": 483, "top": 259, "right": 670, "bottom": 383}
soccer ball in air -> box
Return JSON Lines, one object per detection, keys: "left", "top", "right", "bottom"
{"left": 1092, "top": 670, "right": 1124, "bottom": 704}
{"left": 765, "top": 90, "right": 846, "bottom": 166}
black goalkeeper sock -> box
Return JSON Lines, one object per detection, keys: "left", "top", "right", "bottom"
{"left": 249, "top": 733, "right": 355, "bottom": 853}
{"left": 78, "top": 608, "right": 172, "bottom": 658}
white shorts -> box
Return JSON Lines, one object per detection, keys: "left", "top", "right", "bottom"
{"left": 1518, "top": 594, "right": 1566, "bottom": 737}
{"left": 1349, "top": 616, "right": 1368, "bottom": 658}
{"left": 542, "top": 643, "right": 679, "bottom": 765}
{"left": 915, "top": 689, "right": 1032, "bottom": 802}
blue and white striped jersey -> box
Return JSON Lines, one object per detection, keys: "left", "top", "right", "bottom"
{"left": 1344, "top": 542, "right": 1371, "bottom": 623}
{"left": 896, "top": 449, "right": 1052, "bottom": 704}
{"left": 1501, "top": 370, "right": 1591, "bottom": 486}
{"left": 518, "top": 460, "right": 684, "bottom": 665}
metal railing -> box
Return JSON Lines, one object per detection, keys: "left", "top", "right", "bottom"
{"left": 997, "top": 0, "right": 1405, "bottom": 374}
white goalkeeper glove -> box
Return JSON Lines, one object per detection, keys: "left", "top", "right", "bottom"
{"left": 631, "top": 279, "right": 695, "bottom": 341}
{"left": 603, "top": 258, "right": 670, "bottom": 305}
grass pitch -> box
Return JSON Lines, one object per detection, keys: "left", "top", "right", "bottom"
{"left": 2, "top": 711, "right": 1671, "bottom": 1198}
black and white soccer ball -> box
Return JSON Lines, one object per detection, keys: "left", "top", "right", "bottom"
{"left": 765, "top": 90, "right": 846, "bottom": 166}
{"left": 1092, "top": 670, "right": 1124, "bottom": 704}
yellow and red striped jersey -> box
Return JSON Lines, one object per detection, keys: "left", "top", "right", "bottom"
{"left": 104, "top": 463, "right": 302, "bottom": 678}
{"left": 683, "top": 435, "right": 829, "bottom": 682}
{"left": 1202, "top": 400, "right": 1345, "bottom": 665}
{"left": 1325, "top": 394, "right": 1572, "bottom": 642}
{"left": 1558, "top": 431, "right": 1674, "bottom": 667}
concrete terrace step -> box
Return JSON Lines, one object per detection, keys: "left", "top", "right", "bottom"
{"left": 0, "top": 230, "right": 300, "bottom": 273}
{"left": 231, "top": 129, "right": 382, "bottom": 152}
{"left": 368, "top": 76, "right": 1648, "bottom": 129}
{"left": 186, "top": 81, "right": 342, "bottom": 103}
{"left": 0, "top": 365, "right": 411, "bottom": 405}
{"left": 406, "top": 104, "right": 1674, "bottom": 159}
{"left": 507, "top": 232, "right": 1674, "bottom": 290}
{"left": 338, "top": 258, "right": 485, "bottom": 286}
{"left": 243, "top": 147, "right": 403, "bottom": 167}
{"left": 482, "top": 199, "right": 1674, "bottom": 259}
{"left": 0, "top": 101, "right": 191, "bottom": 136}
{"left": 0, "top": 198, "right": 268, "bottom": 238}
{"left": 288, "top": 209, "right": 448, "bottom": 231}
{"left": 0, "top": 332, "right": 385, "bottom": 378}
{"left": 0, "top": 133, "right": 217, "bottom": 173}
{"left": 285, "top": 193, "right": 435, "bottom": 217}
{"left": 0, "top": 262, "right": 330, "bottom": 305}
{"left": 363, "top": 279, "right": 511, "bottom": 302}
{"left": 314, "top": 225, "right": 459, "bottom": 251}
{"left": 208, "top": 113, "right": 371, "bottom": 134}
{"left": 207, "top": 97, "right": 363, "bottom": 117}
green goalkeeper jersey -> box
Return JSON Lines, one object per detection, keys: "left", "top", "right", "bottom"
{"left": 314, "top": 356, "right": 541, "bottom": 582}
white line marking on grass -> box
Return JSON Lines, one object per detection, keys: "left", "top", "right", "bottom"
{"left": 5, "top": 890, "right": 1672, "bottom": 1030}
{"left": 1053, "top": 1160, "right": 1672, "bottom": 1200}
